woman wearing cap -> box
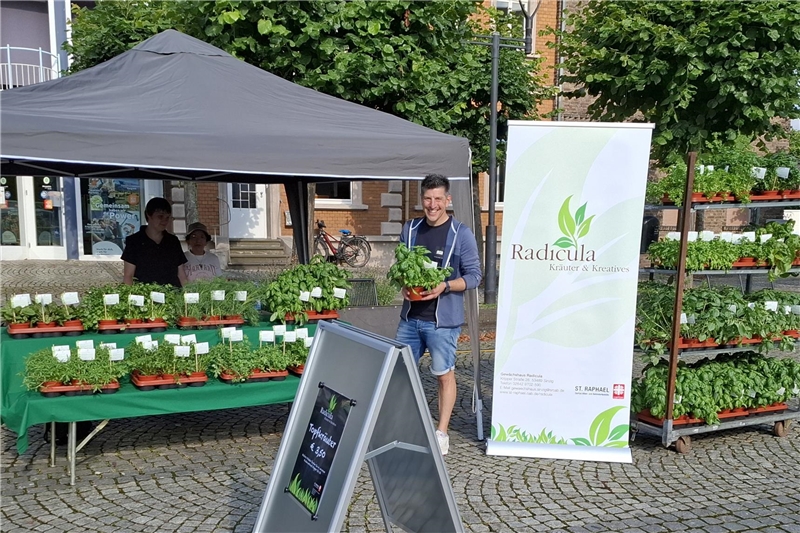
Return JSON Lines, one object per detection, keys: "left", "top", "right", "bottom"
{"left": 184, "top": 222, "right": 222, "bottom": 281}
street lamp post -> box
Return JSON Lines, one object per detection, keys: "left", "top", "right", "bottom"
{"left": 469, "top": 0, "right": 538, "bottom": 305}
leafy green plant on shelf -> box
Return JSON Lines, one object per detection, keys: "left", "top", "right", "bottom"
{"left": 126, "top": 339, "right": 169, "bottom": 376}
{"left": 23, "top": 346, "right": 129, "bottom": 391}
{"left": 80, "top": 284, "right": 127, "bottom": 328}
{"left": 387, "top": 244, "right": 453, "bottom": 296}
{"left": 758, "top": 151, "right": 800, "bottom": 192}
{"left": 253, "top": 343, "right": 292, "bottom": 372}
{"left": 1, "top": 299, "right": 36, "bottom": 326}
{"left": 306, "top": 255, "right": 351, "bottom": 312}
{"left": 22, "top": 348, "right": 73, "bottom": 389}
{"left": 260, "top": 268, "right": 309, "bottom": 324}
{"left": 285, "top": 340, "right": 310, "bottom": 367}
{"left": 208, "top": 335, "right": 259, "bottom": 382}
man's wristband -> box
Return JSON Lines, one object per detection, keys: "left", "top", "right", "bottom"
{"left": 444, "top": 281, "right": 451, "bottom": 294}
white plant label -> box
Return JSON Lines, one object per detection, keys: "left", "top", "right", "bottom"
{"left": 424, "top": 260, "right": 437, "bottom": 269}
{"left": 135, "top": 335, "right": 152, "bottom": 344}
{"left": 310, "top": 287, "right": 322, "bottom": 298}
{"left": 765, "top": 301, "right": 779, "bottom": 312}
{"left": 728, "top": 304, "right": 737, "bottom": 313}
{"left": 283, "top": 331, "right": 297, "bottom": 342}
{"left": 76, "top": 340, "right": 94, "bottom": 349}
{"left": 150, "top": 291, "right": 165, "bottom": 304}
{"left": 706, "top": 165, "right": 715, "bottom": 172}
{"left": 164, "top": 334, "right": 181, "bottom": 345}
{"left": 194, "top": 342, "right": 210, "bottom": 355}
{"left": 776, "top": 167, "right": 791, "bottom": 179}
{"left": 174, "top": 345, "right": 191, "bottom": 357}
{"left": 99, "top": 342, "right": 117, "bottom": 350}
{"left": 760, "top": 234, "right": 772, "bottom": 243}
{"left": 742, "top": 232, "right": 756, "bottom": 242}
{"left": 184, "top": 292, "right": 200, "bottom": 304}
{"left": 680, "top": 313, "right": 688, "bottom": 324}
{"left": 687, "top": 315, "right": 696, "bottom": 325}
{"left": 686, "top": 231, "right": 697, "bottom": 242}
{"left": 792, "top": 305, "right": 800, "bottom": 315}
{"left": 52, "top": 345, "right": 70, "bottom": 356}
{"left": 129, "top": 294, "right": 145, "bottom": 307}
{"left": 35, "top": 293, "right": 53, "bottom": 305}
{"left": 299, "top": 291, "right": 311, "bottom": 302}
{"left": 333, "top": 288, "right": 346, "bottom": 299}
{"left": 220, "top": 327, "right": 236, "bottom": 339}
{"left": 11, "top": 294, "right": 31, "bottom": 308}
{"left": 296, "top": 328, "right": 309, "bottom": 339}
{"left": 78, "top": 348, "right": 96, "bottom": 361}
{"left": 731, "top": 234, "right": 743, "bottom": 244}
{"left": 145, "top": 340, "right": 159, "bottom": 351}
{"left": 54, "top": 351, "right": 70, "bottom": 363}
{"left": 61, "top": 292, "right": 80, "bottom": 305}
{"left": 273, "top": 325, "right": 286, "bottom": 336}
{"left": 748, "top": 302, "right": 756, "bottom": 309}
{"left": 235, "top": 291, "right": 247, "bottom": 301}
{"left": 784, "top": 305, "right": 792, "bottom": 315}
{"left": 212, "top": 290, "right": 225, "bottom": 301}
{"left": 699, "top": 231, "right": 715, "bottom": 242}
{"left": 259, "top": 330, "right": 275, "bottom": 343}
{"left": 181, "top": 334, "right": 197, "bottom": 345}
{"left": 719, "top": 232, "right": 733, "bottom": 243}
{"left": 304, "top": 337, "right": 314, "bottom": 348}
{"left": 104, "top": 293, "right": 120, "bottom": 305}
{"left": 230, "top": 329, "right": 244, "bottom": 342}
{"left": 665, "top": 232, "right": 681, "bottom": 241}
{"left": 109, "top": 348, "right": 125, "bottom": 361}
{"left": 751, "top": 167, "right": 767, "bottom": 180}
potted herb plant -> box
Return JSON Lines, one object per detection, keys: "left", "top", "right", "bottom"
{"left": 386, "top": 244, "right": 453, "bottom": 301}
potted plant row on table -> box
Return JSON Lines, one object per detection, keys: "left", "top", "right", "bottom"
{"left": 2, "top": 292, "right": 85, "bottom": 338}
{"left": 386, "top": 244, "right": 453, "bottom": 300}
{"left": 636, "top": 283, "right": 800, "bottom": 360}
{"left": 259, "top": 255, "right": 351, "bottom": 325}
{"left": 646, "top": 220, "right": 800, "bottom": 280}
{"left": 23, "top": 344, "right": 128, "bottom": 396}
{"left": 647, "top": 144, "right": 800, "bottom": 206}
{"left": 22, "top": 329, "right": 311, "bottom": 396}
{"left": 175, "top": 279, "right": 259, "bottom": 329}
{"left": 632, "top": 352, "right": 800, "bottom": 426}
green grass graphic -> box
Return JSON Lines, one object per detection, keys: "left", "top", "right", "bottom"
{"left": 288, "top": 474, "right": 319, "bottom": 514}
{"left": 491, "top": 424, "right": 568, "bottom": 444}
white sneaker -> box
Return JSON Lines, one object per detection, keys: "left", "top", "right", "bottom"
{"left": 435, "top": 430, "right": 449, "bottom": 456}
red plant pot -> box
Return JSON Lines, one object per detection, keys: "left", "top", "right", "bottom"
{"left": 36, "top": 322, "right": 57, "bottom": 328}
{"left": 205, "top": 315, "right": 221, "bottom": 321}
{"left": 8, "top": 322, "right": 31, "bottom": 330}
{"left": 407, "top": 286, "right": 426, "bottom": 301}
{"left": 98, "top": 319, "right": 119, "bottom": 327}
{"left": 225, "top": 315, "right": 242, "bottom": 321}
{"left": 63, "top": 319, "right": 83, "bottom": 327}
{"left": 125, "top": 318, "right": 143, "bottom": 324}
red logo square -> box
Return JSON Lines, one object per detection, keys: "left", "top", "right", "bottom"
{"left": 612, "top": 384, "right": 625, "bottom": 399}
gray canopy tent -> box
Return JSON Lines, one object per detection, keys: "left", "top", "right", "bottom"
{"left": 0, "top": 29, "right": 486, "bottom": 440}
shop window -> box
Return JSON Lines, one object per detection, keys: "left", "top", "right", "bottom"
{"left": 81, "top": 178, "right": 142, "bottom": 256}
{"left": 232, "top": 183, "right": 258, "bottom": 209}
{"left": 0, "top": 176, "right": 20, "bottom": 245}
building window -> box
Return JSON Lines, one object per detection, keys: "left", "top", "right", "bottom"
{"left": 316, "top": 181, "right": 351, "bottom": 201}
{"left": 315, "top": 182, "right": 367, "bottom": 210}
{"left": 494, "top": 0, "right": 537, "bottom": 54}
{"left": 232, "top": 183, "right": 257, "bottom": 209}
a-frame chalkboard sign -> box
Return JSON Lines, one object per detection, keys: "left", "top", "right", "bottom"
{"left": 252, "top": 320, "right": 463, "bottom": 533}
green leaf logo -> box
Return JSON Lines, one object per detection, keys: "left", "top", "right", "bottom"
{"left": 555, "top": 196, "right": 595, "bottom": 249}
{"left": 570, "top": 406, "right": 629, "bottom": 447}
{"left": 328, "top": 396, "right": 337, "bottom": 413}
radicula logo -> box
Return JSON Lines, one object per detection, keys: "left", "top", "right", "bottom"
{"left": 510, "top": 195, "right": 596, "bottom": 262}
{"left": 555, "top": 196, "right": 594, "bottom": 249}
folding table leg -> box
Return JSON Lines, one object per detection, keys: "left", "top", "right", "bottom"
{"left": 50, "top": 421, "right": 56, "bottom": 467}
{"left": 68, "top": 421, "right": 76, "bottom": 486}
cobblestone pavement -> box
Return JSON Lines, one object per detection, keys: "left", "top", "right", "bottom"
{"left": 2, "top": 261, "right": 800, "bottom": 532}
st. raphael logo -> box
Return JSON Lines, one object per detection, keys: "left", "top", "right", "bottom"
{"left": 554, "top": 196, "right": 594, "bottom": 249}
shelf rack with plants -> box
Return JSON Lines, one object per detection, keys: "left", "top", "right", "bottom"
{"left": 634, "top": 152, "right": 800, "bottom": 454}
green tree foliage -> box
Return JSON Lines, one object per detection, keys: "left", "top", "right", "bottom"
{"left": 65, "top": 0, "right": 552, "bottom": 173}
{"left": 553, "top": 1, "right": 800, "bottom": 161}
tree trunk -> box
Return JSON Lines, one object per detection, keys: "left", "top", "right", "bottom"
{"left": 184, "top": 182, "right": 198, "bottom": 223}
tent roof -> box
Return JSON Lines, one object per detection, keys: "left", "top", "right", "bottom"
{"left": 0, "top": 29, "right": 470, "bottom": 183}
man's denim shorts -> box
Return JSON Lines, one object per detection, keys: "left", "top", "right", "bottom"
{"left": 396, "top": 318, "right": 459, "bottom": 376}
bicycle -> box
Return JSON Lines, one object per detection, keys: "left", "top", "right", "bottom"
{"left": 313, "top": 220, "right": 371, "bottom": 268}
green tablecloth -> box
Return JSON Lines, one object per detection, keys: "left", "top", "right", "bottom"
{"left": 1, "top": 324, "right": 309, "bottom": 453}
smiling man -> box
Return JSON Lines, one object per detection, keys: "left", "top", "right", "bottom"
{"left": 122, "top": 197, "right": 188, "bottom": 287}
{"left": 394, "top": 174, "right": 482, "bottom": 455}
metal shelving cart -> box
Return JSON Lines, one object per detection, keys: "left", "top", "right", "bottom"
{"left": 632, "top": 152, "right": 800, "bottom": 453}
